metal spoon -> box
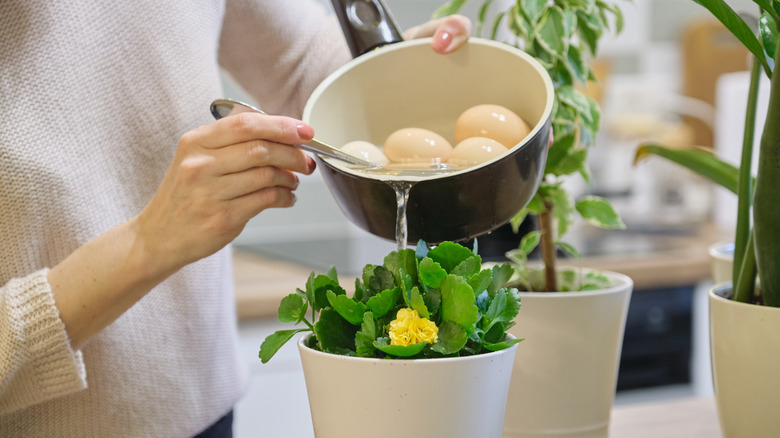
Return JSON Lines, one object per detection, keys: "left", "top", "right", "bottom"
{"left": 209, "top": 98, "right": 378, "bottom": 168}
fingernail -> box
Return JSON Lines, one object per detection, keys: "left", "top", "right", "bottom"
{"left": 297, "top": 123, "right": 314, "bottom": 141}
{"left": 433, "top": 29, "right": 453, "bottom": 53}
{"left": 307, "top": 156, "right": 317, "bottom": 172}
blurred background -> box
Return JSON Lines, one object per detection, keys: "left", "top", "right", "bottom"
{"left": 224, "top": 1, "right": 766, "bottom": 436}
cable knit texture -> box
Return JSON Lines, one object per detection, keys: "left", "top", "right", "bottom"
{"left": 0, "top": 0, "right": 349, "bottom": 436}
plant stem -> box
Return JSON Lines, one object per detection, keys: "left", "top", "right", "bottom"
{"left": 732, "top": 58, "right": 761, "bottom": 291}
{"left": 539, "top": 201, "right": 558, "bottom": 292}
{"left": 733, "top": 229, "right": 757, "bottom": 303}
{"left": 753, "top": 39, "right": 780, "bottom": 307}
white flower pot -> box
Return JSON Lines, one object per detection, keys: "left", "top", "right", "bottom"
{"left": 709, "top": 284, "right": 780, "bottom": 438}
{"left": 503, "top": 270, "right": 633, "bottom": 438}
{"left": 298, "top": 335, "right": 518, "bottom": 438}
{"left": 708, "top": 242, "right": 734, "bottom": 285}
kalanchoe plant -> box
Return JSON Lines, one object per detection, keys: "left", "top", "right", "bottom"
{"left": 259, "top": 241, "right": 523, "bottom": 362}
{"left": 434, "top": 0, "right": 628, "bottom": 291}
{"left": 635, "top": 0, "right": 780, "bottom": 306}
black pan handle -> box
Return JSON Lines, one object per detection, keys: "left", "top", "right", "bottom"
{"left": 330, "top": 0, "right": 404, "bottom": 58}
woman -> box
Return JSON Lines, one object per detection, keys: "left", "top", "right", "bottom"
{"left": 0, "top": 1, "right": 470, "bottom": 436}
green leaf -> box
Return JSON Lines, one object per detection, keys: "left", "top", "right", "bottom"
{"left": 690, "top": 0, "right": 772, "bottom": 75}
{"left": 363, "top": 265, "right": 396, "bottom": 298}
{"left": 522, "top": 0, "right": 548, "bottom": 23}
{"left": 259, "top": 329, "right": 308, "bottom": 364}
{"left": 760, "top": 12, "right": 778, "bottom": 69}
{"left": 634, "top": 143, "right": 741, "bottom": 194}
{"left": 452, "top": 255, "right": 482, "bottom": 279}
{"left": 428, "top": 241, "right": 475, "bottom": 273}
{"left": 482, "top": 336, "right": 524, "bottom": 352}
{"left": 468, "top": 269, "right": 493, "bottom": 296}
{"left": 575, "top": 196, "right": 626, "bottom": 229}
{"left": 489, "top": 263, "right": 516, "bottom": 294}
{"left": 432, "top": 0, "right": 469, "bottom": 18}
{"left": 546, "top": 131, "right": 577, "bottom": 173}
{"left": 415, "top": 240, "right": 430, "bottom": 259}
{"left": 557, "top": 240, "right": 581, "bottom": 259}
{"left": 575, "top": 10, "right": 603, "bottom": 55}
{"left": 311, "top": 274, "right": 346, "bottom": 312}
{"left": 409, "top": 286, "right": 430, "bottom": 319}
{"left": 518, "top": 230, "right": 542, "bottom": 256}
{"left": 484, "top": 288, "right": 522, "bottom": 329}
{"left": 314, "top": 308, "right": 358, "bottom": 352}
{"left": 440, "top": 274, "right": 479, "bottom": 334}
{"left": 365, "top": 286, "right": 402, "bottom": 318}
{"left": 373, "top": 338, "right": 427, "bottom": 357}
{"left": 548, "top": 184, "right": 574, "bottom": 238}
{"left": 430, "top": 321, "right": 469, "bottom": 355}
{"left": 537, "top": 6, "right": 567, "bottom": 54}
{"left": 557, "top": 86, "right": 592, "bottom": 121}
{"left": 384, "top": 249, "right": 418, "bottom": 285}
{"left": 418, "top": 257, "right": 448, "bottom": 288}
{"left": 355, "top": 312, "right": 377, "bottom": 357}
{"left": 277, "top": 293, "right": 306, "bottom": 323}
{"left": 326, "top": 290, "right": 368, "bottom": 325}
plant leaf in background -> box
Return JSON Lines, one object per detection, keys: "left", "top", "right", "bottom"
{"left": 690, "top": 0, "right": 772, "bottom": 75}
{"left": 634, "top": 144, "right": 741, "bottom": 194}
{"left": 435, "top": 0, "right": 628, "bottom": 292}
{"left": 575, "top": 196, "right": 626, "bottom": 229}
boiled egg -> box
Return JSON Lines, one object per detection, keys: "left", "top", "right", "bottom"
{"left": 383, "top": 127, "right": 453, "bottom": 164}
{"left": 454, "top": 104, "right": 531, "bottom": 148}
{"left": 341, "top": 140, "right": 390, "bottom": 166}
{"left": 450, "top": 137, "right": 509, "bottom": 166}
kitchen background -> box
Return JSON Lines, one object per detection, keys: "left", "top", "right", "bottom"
{"left": 222, "top": 0, "right": 766, "bottom": 436}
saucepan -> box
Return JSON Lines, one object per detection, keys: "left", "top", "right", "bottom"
{"left": 303, "top": 1, "right": 554, "bottom": 245}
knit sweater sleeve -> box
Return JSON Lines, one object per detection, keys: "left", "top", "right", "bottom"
{"left": 217, "top": 0, "right": 351, "bottom": 118}
{"left": 0, "top": 269, "right": 88, "bottom": 415}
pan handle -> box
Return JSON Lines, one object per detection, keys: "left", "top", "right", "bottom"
{"left": 330, "top": 0, "right": 404, "bottom": 58}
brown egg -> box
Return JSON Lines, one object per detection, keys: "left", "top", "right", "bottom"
{"left": 384, "top": 127, "right": 453, "bottom": 164}
{"left": 454, "top": 104, "right": 531, "bottom": 148}
{"left": 450, "top": 137, "right": 509, "bottom": 166}
{"left": 341, "top": 140, "right": 390, "bottom": 166}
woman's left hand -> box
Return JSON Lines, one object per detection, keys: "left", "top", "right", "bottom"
{"left": 403, "top": 14, "right": 472, "bottom": 54}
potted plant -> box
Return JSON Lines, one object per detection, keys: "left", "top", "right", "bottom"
{"left": 432, "top": 1, "right": 632, "bottom": 437}
{"left": 633, "top": 1, "right": 780, "bottom": 436}
{"left": 259, "top": 241, "right": 523, "bottom": 438}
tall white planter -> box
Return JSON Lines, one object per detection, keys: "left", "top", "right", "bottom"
{"left": 298, "top": 335, "right": 518, "bottom": 438}
{"left": 504, "top": 270, "right": 633, "bottom": 438}
{"left": 709, "top": 285, "right": 780, "bottom": 438}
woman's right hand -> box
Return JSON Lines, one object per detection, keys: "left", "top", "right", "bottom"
{"left": 136, "top": 112, "right": 317, "bottom": 272}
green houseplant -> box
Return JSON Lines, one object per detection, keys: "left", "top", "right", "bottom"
{"left": 632, "top": 1, "right": 780, "bottom": 436}
{"left": 432, "top": 2, "right": 632, "bottom": 437}
{"left": 435, "top": 0, "right": 628, "bottom": 292}
{"left": 259, "top": 241, "right": 523, "bottom": 438}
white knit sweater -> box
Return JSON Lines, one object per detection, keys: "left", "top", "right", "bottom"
{"left": 0, "top": 0, "right": 349, "bottom": 436}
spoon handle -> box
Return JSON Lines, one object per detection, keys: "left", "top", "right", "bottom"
{"left": 298, "top": 139, "right": 375, "bottom": 167}
{"left": 209, "top": 98, "right": 376, "bottom": 168}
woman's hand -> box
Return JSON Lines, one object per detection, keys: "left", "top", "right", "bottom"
{"left": 137, "top": 112, "right": 317, "bottom": 270}
{"left": 403, "top": 14, "right": 472, "bottom": 54}
{"left": 49, "top": 113, "right": 317, "bottom": 349}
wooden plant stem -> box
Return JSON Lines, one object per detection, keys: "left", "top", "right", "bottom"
{"left": 753, "top": 38, "right": 780, "bottom": 307}
{"left": 539, "top": 202, "right": 558, "bottom": 292}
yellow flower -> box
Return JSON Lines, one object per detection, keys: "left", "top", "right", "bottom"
{"left": 387, "top": 308, "right": 439, "bottom": 346}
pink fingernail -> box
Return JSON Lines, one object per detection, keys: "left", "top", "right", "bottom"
{"left": 433, "top": 29, "right": 453, "bottom": 53}
{"left": 297, "top": 123, "right": 314, "bottom": 141}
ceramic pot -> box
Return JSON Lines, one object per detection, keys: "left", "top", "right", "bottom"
{"left": 709, "top": 242, "right": 734, "bottom": 285}
{"left": 504, "top": 270, "right": 633, "bottom": 438}
{"left": 298, "top": 334, "right": 518, "bottom": 438}
{"left": 709, "top": 284, "right": 780, "bottom": 438}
